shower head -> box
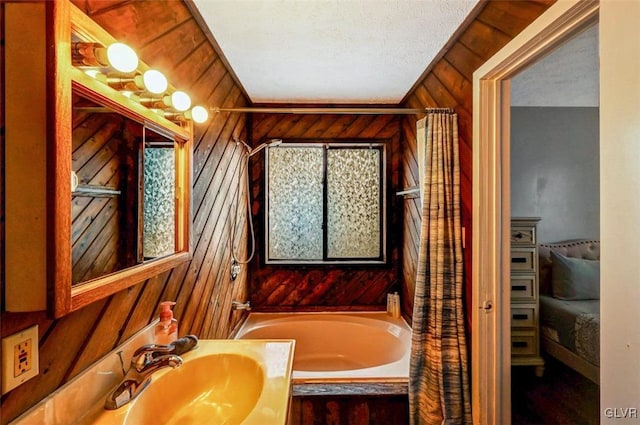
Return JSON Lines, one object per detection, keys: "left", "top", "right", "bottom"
{"left": 248, "top": 139, "right": 283, "bottom": 157}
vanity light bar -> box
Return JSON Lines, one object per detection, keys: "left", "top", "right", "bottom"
{"left": 73, "top": 41, "right": 208, "bottom": 124}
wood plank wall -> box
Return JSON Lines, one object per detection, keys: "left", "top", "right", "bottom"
{"left": 71, "top": 106, "right": 132, "bottom": 284}
{"left": 0, "top": 0, "right": 558, "bottom": 422}
{"left": 399, "top": 0, "right": 555, "bottom": 324}
{"left": 249, "top": 113, "right": 403, "bottom": 309}
{"left": 290, "top": 395, "right": 409, "bottom": 425}
{"left": 0, "top": 2, "right": 250, "bottom": 422}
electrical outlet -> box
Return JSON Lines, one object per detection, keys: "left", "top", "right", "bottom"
{"left": 2, "top": 325, "right": 39, "bottom": 394}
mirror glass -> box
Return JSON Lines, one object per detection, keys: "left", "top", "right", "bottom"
{"left": 142, "top": 129, "right": 176, "bottom": 259}
{"left": 71, "top": 92, "right": 179, "bottom": 286}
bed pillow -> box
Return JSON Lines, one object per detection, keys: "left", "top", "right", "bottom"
{"left": 550, "top": 251, "right": 600, "bottom": 300}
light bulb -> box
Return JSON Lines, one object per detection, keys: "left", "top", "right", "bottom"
{"left": 168, "top": 91, "right": 191, "bottom": 112}
{"left": 189, "top": 106, "right": 209, "bottom": 123}
{"left": 142, "top": 70, "right": 168, "bottom": 95}
{"left": 106, "top": 43, "right": 138, "bottom": 73}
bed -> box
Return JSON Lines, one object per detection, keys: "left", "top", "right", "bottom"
{"left": 538, "top": 239, "right": 600, "bottom": 384}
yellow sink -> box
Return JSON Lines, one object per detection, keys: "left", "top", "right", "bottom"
{"left": 124, "top": 353, "right": 264, "bottom": 424}
{"left": 87, "top": 339, "right": 295, "bottom": 425}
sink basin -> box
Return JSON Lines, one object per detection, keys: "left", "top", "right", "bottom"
{"left": 123, "top": 353, "right": 264, "bottom": 424}
{"left": 84, "top": 339, "right": 294, "bottom": 425}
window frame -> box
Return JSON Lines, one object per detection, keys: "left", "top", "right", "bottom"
{"left": 264, "top": 141, "right": 387, "bottom": 265}
{"left": 139, "top": 123, "right": 178, "bottom": 261}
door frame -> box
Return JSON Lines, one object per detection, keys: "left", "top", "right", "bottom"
{"left": 471, "top": 1, "right": 599, "bottom": 423}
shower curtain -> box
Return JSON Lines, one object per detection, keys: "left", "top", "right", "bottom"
{"left": 409, "top": 112, "right": 471, "bottom": 424}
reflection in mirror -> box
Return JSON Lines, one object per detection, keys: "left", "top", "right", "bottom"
{"left": 142, "top": 128, "right": 175, "bottom": 259}
{"left": 71, "top": 92, "right": 179, "bottom": 286}
{"left": 71, "top": 93, "right": 139, "bottom": 285}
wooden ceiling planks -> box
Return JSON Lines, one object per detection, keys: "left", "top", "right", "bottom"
{"left": 136, "top": 18, "right": 208, "bottom": 83}
{"left": 477, "top": 0, "right": 552, "bottom": 38}
{"left": 444, "top": 41, "right": 487, "bottom": 82}
{"left": 79, "top": 1, "right": 193, "bottom": 50}
{"left": 400, "top": 0, "right": 556, "bottom": 324}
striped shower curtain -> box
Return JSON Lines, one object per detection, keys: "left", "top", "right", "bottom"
{"left": 409, "top": 112, "right": 472, "bottom": 424}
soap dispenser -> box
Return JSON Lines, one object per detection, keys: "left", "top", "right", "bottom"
{"left": 155, "top": 301, "right": 178, "bottom": 344}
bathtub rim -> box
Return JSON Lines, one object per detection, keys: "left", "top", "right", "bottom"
{"left": 232, "top": 310, "right": 411, "bottom": 332}
{"left": 232, "top": 311, "right": 412, "bottom": 384}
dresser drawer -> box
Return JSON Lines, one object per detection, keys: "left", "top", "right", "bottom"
{"left": 511, "top": 226, "right": 536, "bottom": 245}
{"left": 511, "top": 306, "right": 537, "bottom": 327}
{"left": 511, "top": 330, "right": 537, "bottom": 357}
{"left": 511, "top": 248, "right": 536, "bottom": 272}
{"left": 511, "top": 276, "right": 537, "bottom": 301}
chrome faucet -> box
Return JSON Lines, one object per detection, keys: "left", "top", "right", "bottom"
{"left": 105, "top": 343, "right": 183, "bottom": 410}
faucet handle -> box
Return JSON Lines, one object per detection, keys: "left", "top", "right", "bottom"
{"left": 132, "top": 343, "right": 175, "bottom": 370}
{"left": 132, "top": 343, "right": 175, "bottom": 358}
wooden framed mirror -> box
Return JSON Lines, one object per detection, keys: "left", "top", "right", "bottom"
{"left": 4, "top": 0, "right": 193, "bottom": 318}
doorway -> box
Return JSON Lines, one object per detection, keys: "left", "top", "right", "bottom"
{"left": 470, "top": 1, "right": 599, "bottom": 423}
{"left": 509, "top": 22, "right": 599, "bottom": 424}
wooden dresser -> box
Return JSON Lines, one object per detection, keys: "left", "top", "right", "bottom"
{"left": 510, "top": 217, "right": 544, "bottom": 376}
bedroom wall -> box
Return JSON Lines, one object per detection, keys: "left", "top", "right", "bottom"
{"left": 510, "top": 106, "right": 600, "bottom": 243}
{"left": 600, "top": 0, "right": 640, "bottom": 418}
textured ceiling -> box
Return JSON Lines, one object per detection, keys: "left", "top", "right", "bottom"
{"left": 191, "top": 0, "right": 480, "bottom": 104}
{"left": 511, "top": 24, "right": 599, "bottom": 107}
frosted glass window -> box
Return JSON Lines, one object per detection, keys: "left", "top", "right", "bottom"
{"left": 143, "top": 147, "right": 175, "bottom": 258}
{"left": 266, "top": 143, "right": 385, "bottom": 263}
{"left": 327, "top": 149, "right": 381, "bottom": 258}
{"left": 267, "top": 147, "right": 324, "bottom": 260}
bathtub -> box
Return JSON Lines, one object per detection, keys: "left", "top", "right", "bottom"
{"left": 234, "top": 311, "right": 411, "bottom": 383}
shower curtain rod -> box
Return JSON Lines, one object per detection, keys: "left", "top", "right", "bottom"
{"left": 211, "top": 106, "right": 454, "bottom": 115}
